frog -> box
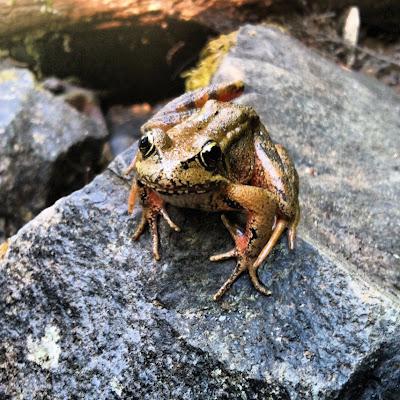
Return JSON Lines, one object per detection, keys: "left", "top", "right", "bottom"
{"left": 125, "top": 81, "right": 300, "bottom": 301}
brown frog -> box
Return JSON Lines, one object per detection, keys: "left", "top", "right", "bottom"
{"left": 125, "top": 81, "right": 300, "bottom": 300}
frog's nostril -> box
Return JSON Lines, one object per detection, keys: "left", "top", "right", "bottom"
{"left": 160, "top": 133, "right": 172, "bottom": 150}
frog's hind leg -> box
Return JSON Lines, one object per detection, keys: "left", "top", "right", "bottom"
{"left": 287, "top": 206, "right": 300, "bottom": 250}
{"left": 209, "top": 215, "right": 241, "bottom": 261}
{"left": 274, "top": 144, "right": 300, "bottom": 251}
{"left": 253, "top": 219, "right": 288, "bottom": 269}
{"left": 213, "top": 184, "right": 277, "bottom": 301}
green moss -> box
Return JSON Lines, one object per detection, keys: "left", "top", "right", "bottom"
{"left": 181, "top": 31, "right": 237, "bottom": 91}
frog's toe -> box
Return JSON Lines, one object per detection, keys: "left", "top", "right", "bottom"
{"left": 132, "top": 213, "right": 147, "bottom": 240}
{"left": 248, "top": 264, "right": 272, "bottom": 296}
{"left": 210, "top": 248, "right": 236, "bottom": 262}
{"left": 160, "top": 207, "right": 181, "bottom": 232}
{"left": 131, "top": 208, "right": 162, "bottom": 260}
{"left": 213, "top": 260, "right": 247, "bottom": 301}
{"left": 288, "top": 229, "right": 296, "bottom": 250}
{"left": 147, "top": 216, "right": 161, "bottom": 261}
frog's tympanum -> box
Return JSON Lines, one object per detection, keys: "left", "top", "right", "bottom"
{"left": 125, "top": 82, "right": 300, "bottom": 300}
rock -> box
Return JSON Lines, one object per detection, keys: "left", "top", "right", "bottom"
{"left": 42, "top": 77, "right": 107, "bottom": 128}
{"left": 214, "top": 25, "right": 400, "bottom": 298}
{"left": 0, "top": 68, "right": 108, "bottom": 239}
{"left": 1, "top": 144, "right": 399, "bottom": 399}
{"left": 106, "top": 103, "right": 155, "bottom": 156}
{"left": 1, "top": 27, "right": 400, "bottom": 399}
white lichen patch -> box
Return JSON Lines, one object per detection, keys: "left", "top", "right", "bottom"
{"left": 32, "top": 131, "right": 46, "bottom": 145}
{"left": 27, "top": 325, "right": 61, "bottom": 370}
{"left": 110, "top": 377, "right": 124, "bottom": 397}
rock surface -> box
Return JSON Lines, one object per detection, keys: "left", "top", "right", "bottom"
{"left": 1, "top": 27, "right": 400, "bottom": 399}
{"left": 0, "top": 68, "right": 108, "bottom": 240}
{"left": 106, "top": 103, "right": 155, "bottom": 156}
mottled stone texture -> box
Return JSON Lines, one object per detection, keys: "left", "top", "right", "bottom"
{"left": 1, "top": 27, "right": 399, "bottom": 399}
{"left": 0, "top": 68, "right": 107, "bottom": 239}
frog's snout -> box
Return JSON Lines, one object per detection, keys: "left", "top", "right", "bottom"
{"left": 162, "top": 160, "right": 182, "bottom": 181}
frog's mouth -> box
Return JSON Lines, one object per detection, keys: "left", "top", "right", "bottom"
{"left": 138, "top": 178, "right": 220, "bottom": 195}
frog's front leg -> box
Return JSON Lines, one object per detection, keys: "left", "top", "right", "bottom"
{"left": 212, "top": 184, "right": 278, "bottom": 301}
{"left": 128, "top": 179, "right": 180, "bottom": 260}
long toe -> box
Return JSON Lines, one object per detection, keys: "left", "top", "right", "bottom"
{"left": 160, "top": 208, "right": 181, "bottom": 232}
{"left": 210, "top": 248, "right": 236, "bottom": 262}
{"left": 213, "top": 260, "right": 247, "bottom": 301}
{"left": 132, "top": 214, "right": 147, "bottom": 240}
{"left": 249, "top": 265, "right": 272, "bottom": 296}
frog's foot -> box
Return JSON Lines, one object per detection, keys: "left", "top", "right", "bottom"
{"left": 253, "top": 207, "right": 300, "bottom": 269}
{"left": 132, "top": 207, "right": 161, "bottom": 260}
{"left": 211, "top": 214, "right": 272, "bottom": 301}
{"left": 209, "top": 214, "right": 241, "bottom": 262}
{"left": 131, "top": 187, "right": 180, "bottom": 261}
{"left": 132, "top": 205, "right": 180, "bottom": 260}
{"left": 213, "top": 255, "right": 272, "bottom": 301}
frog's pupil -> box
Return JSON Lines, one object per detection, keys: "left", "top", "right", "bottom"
{"left": 200, "top": 142, "right": 222, "bottom": 170}
{"left": 139, "top": 136, "right": 149, "bottom": 150}
{"left": 139, "top": 135, "right": 154, "bottom": 157}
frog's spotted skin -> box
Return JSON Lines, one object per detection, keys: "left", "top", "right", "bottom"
{"left": 126, "top": 81, "right": 300, "bottom": 301}
{"left": 142, "top": 81, "right": 245, "bottom": 132}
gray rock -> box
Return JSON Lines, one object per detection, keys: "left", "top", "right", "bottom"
{"left": 106, "top": 103, "right": 155, "bottom": 156}
{"left": 0, "top": 68, "right": 108, "bottom": 240}
{"left": 214, "top": 25, "right": 400, "bottom": 298}
{"left": 0, "top": 149, "right": 399, "bottom": 399}
{"left": 0, "top": 27, "right": 399, "bottom": 399}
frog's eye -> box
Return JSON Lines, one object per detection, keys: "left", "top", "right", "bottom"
{"left": 199, "top": 141, "right": 222, "bottom": 171}
{"left": 139, "top": 133, "right": 155, "bottom": 158}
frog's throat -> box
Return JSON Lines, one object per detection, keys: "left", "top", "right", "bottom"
{"left": 138, "top": 177, "right": 227, "bottom": 195}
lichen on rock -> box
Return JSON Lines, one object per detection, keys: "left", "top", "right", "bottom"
{"left": 26, "top": 325, "right": 61, "bottom": 370}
